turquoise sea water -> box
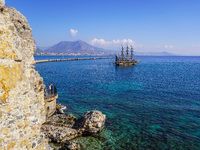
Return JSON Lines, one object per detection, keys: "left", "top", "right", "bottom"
{"left": 35, "top": 56, "right": 200, "bottom": 150}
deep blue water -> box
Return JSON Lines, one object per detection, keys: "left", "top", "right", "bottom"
{"left": 35, "top": 56, "right": 200, "bottom": 150}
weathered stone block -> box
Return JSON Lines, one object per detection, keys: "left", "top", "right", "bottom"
{"left": 2, "top": 128, "right": 10, "bottom": 135}
{"left": 20, "top": 139, "right": 29, "bottom": 147}
{"left": 8, "top": 25, "right": 14, "bottom": 31}
{"left": 0, "top": 110, "right": 2, "bottom": 117}
{"left": 0, "top": 62, "right": 23, "bottom": 103}
{"left": 7, "top": 141, "right": 15, "bottom": 149}
{"left": 17, "top": 122, "right": 24, "bottom": 129}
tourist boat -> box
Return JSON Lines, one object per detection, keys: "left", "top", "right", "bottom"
{"left": 114, "top": 45, "right": 141, "bottom": 66}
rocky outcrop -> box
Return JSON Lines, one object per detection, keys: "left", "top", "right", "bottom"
{"left": 41, "top": 125, "right": 80, "bottom": 143}
{"left": 81, "top": 110, "right": 106, "bottom": 134}
{"left": 0, "top": 2, "right": 49, "bottom": 149}
{"left": 41, "top": 111, "right": 106, "bottom": 144}
{"left": 46, "top": 114, "right": 76, "bottom": 127}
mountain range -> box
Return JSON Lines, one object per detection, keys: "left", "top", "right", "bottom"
{"left": 35, "top": 40, "right": 175, "bottom": 56}
{"left": 44, "top": 40, "right": 107, "bottom": 54}
{"left": 35, "top": 47, "right": 44, "bottom": 53}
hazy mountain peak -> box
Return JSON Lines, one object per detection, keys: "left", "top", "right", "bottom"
{"left": 45, "top": 40, "right": 106, "bottom": 54}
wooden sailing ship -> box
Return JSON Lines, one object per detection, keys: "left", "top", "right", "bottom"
{"left": 114, "top": 45, "right": 141, "bottom": 66}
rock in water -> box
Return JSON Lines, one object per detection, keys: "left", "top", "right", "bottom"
{"left": 82, "top": 110, "right": 106, "bottom": 134}
{"left": 41, "top": 110, "right": 106, "bottom": 144}
{"left": 56, "top": 103, "right": 67, "bottom": 114}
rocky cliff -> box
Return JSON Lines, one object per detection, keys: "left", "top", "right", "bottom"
{"left": 0, "top": 1, "right": 49, "bottom": 149}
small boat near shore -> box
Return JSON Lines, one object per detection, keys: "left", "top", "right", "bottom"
{"left": 113, "top": 45, "right": 141, "bottom": 66}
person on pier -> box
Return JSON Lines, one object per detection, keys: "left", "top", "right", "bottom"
{"left": 49, "top": 83, "right": 53, "bottom": 94}
{"left": 51, "top": 84, "right": 53, "bottom": 94}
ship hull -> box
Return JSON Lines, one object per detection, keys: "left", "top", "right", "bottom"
{"left": 115, "top": 59, "right": 141, "bottom": 66}
{"left": 116, "top": 62, "right": 136, "bottom": 66}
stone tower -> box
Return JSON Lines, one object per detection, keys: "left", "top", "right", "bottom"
{"left": 0, "top": 1, "right": 50, "bottom": 149}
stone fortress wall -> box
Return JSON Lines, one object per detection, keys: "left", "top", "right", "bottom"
{"left": 0, "top": 1, "right": 49, "bottom": 149}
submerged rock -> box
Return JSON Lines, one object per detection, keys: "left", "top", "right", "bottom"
{"left": 60, "top": 141, "right": 83, "bottom": 150}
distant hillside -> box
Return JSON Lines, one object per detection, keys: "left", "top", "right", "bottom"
{"left": 45, "top": 40, "right": 107, "bottom": 54}
{"left": 34, "top": 47, "right": 44, "bottom": 54}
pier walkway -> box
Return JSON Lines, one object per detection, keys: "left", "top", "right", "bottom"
{"left": 35, "top": 57, "right": 113, "bottom": 64}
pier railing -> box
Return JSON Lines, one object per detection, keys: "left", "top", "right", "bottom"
{"left": 44, "top": 93, "right": 57, "bottom": 100}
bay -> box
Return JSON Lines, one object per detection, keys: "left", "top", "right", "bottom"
{"left": 35, "top": 56, "right": 200, "bottom": 150}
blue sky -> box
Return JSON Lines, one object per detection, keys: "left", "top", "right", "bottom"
{"left": 6, "top": 0, "right": 200, "bottom": 55}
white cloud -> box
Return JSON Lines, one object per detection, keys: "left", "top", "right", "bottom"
{"left": 90, "top": 38, "right": 136, "bottom": 49}
{"left": 164, "top": 45, "right": 174, "bottom": 49}
{"left": 70, "top": 29, "right": 78, "bottom": 37}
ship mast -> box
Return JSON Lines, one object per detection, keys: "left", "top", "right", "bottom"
{"left": 126, "top": 46, "right": 129, "bottom": 57}
{"left": 130, "top": 45, "right": 134, "bottom": 59}
{"left": 121, "top": 46, "right": 124, "bottom": 57}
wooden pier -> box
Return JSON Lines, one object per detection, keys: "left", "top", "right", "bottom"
{"left": 35, "top": 57, "right": 113, "bottom": 64}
